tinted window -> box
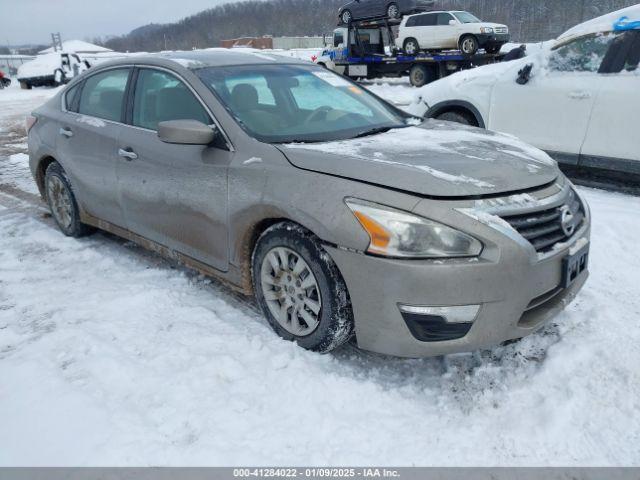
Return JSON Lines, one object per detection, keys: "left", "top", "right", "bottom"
{"left": 437, "top": 13, "right": 455, "bottom": 26}
{"left": 408, "top": 14, "right": 436, "bottom": 27}
{"left": 132, "top": 69, "right": 211, "bottom": 131}
{"left": 334, "top": 32, "right": 344, "bottom": 47}
{"left": 549, "top": 33, "right": 619, "bottom": 73}
{"left": 78, "top": 69, "right": 130, "bottom": 122}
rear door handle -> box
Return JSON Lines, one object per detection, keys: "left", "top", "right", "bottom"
{"left": 569, "top": 91, "right": 591, "bottom": 100}
{"left": 118, "top": 148, "right": 138, "bottom": 161}
{"left": 59, "top": 127, "right": 73, "bottom": 138}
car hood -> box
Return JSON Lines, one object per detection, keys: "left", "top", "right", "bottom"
{"left": 278, "top": 120, "right": 560, "bottom": 198}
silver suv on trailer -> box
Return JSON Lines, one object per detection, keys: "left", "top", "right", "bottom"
{"left": 27, "top": 50, "right": 591, "bottom": 358}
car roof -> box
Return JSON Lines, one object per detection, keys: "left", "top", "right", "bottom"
{"left": 404, "top": 10, "right": 460, "bottom": 17}
{"left": 89, "top": 48, "right": 308, "bottom": 71}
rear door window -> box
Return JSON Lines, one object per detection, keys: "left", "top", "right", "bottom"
{"left": 407, "top": 14, "right": 435, "bottom": 27}
{"left": 65, "top": 82, "right": 82, "bottom": 112}
{"left": 78, "top": 68, "right": 130, "bottom": 122}
{"left": 132, "top": 69, "right": 211, "bottom": 131}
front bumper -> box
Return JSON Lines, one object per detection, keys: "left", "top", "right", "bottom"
{"left": 326, "top": 185, "right": 591, "bottom": 358}
{"left": 477, "top": 33, "right": 511, "bottom": 48}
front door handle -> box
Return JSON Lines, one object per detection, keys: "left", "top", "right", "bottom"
{"left": 569, "top": 91, "right": 591, "bottom": 100}
{"left": 118, "top": 148, "right": 138, "bottom": 161}
{"left": 59, "top": 127, "right": 73, "bottom": 138}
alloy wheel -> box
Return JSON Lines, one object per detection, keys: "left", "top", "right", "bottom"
{"left": 405, "top": 41, "right": 418, "bottom": 55}
{"left": 462, "top": 38, "right": 477, "bottom": 54}
{"left": 46, "top": 175, "right": 73, "bottom": 230}
{"left": 387, "top": 4, "right": 399, "bottom": 18}
{"left": 260, "top": 247, "right": 322, "bottom": 337}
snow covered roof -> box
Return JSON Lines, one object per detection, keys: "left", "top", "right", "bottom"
{"left": 39, "top": 40, "right": 112, "bottom": 55}
{"left": 558, "top": 4, "right": 640, "bottom": 42}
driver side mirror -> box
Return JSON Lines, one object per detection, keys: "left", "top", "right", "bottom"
{"left": 158, "top": 120, "right": 217, "bottom": 145}
{"left": 516, "top": 63, "right": 534, "bottom": 85}
{"left": 449, "top": 20, "right": 457, "bottom": 26}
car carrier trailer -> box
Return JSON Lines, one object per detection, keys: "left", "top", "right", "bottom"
{"left": 315, "top": 17, "right": 504, "bottom": 87}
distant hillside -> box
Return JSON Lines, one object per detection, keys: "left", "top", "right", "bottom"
{"left": 102, "top": 0, "right": 639, "bottom": 52}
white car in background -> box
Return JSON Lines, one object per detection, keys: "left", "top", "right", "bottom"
{"left": 407, "top": 6, "right": 640, "bottom": 177}
{"left": 397, "top": 10, "right": 510, "bottom": 55}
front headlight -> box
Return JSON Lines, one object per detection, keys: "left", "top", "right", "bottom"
{"left": 346, "top": 199, "right": 483, "bottom": 258}
{"left": 481, "top": 27, "right": 494, "bottom": 34}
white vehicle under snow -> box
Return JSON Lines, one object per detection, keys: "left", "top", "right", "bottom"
{"left": 17, "top": 52, "right": 90, "bottom": 89}
{"left": 407, "top": 5, "right": 640, "bottom": 177}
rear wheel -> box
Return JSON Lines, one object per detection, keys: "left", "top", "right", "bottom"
{"left": 341, "top": 9, "right": 353, "bottom": 24}
{"left": 409, "top": 64, "right": 436, "bottom": 87}
{"left": 459, "top": 35, "right": 479, "bottom": 55}
{"left": 403, "top": 38, "right": 420, "bottom": 55}
{"left": 44, "top": 162, "right": 93, "bottom": 237}
{"left": 252, "top": 222, "right": 354, "bottom": 353}
{"left": 387, "top": 3, "right": 400, "bottom": 18}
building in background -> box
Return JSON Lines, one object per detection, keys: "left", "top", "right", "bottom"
{"left": 38, "top": 40, "right": 113, "bottom": 55}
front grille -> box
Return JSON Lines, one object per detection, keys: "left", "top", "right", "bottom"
{"left": 501, "top": 190, "right": 585, "bottom": 253}
{"left": 495, "top": 27, "right": 508, "bottom": 34}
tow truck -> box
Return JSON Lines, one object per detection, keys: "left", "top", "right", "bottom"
{"left": 316, "top": 17, "right": 504, "bottom": 87}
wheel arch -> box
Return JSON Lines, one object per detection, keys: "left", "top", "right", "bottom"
{"left": 426, "top": 100, "right": 486, "bottom": 129}
{"left": 34, "top": 155, "right": 59, "bottom": 197}
{"left": 235, "top": 212, "right": 339, "bottom": 295}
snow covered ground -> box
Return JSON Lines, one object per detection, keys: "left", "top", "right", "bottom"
{"left": 1, "top": 77, "right": 640, "bottom": 467}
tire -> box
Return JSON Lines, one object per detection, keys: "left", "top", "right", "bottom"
{"left": 387, "top": 2, "right": 400, "bottom": 18}
{"left": 341, "top": 9, "right": 352, "bottom": 24}
{"left": 252, "top": 222, "right": 354, "bottom": 353}
{"left": 44, "top": 162, "right": 93, "bottom": 238}
{"left": 459, "top": 35, "right": 479, "bottom": 55}
{"left": 20, "top": 80, "right": 31, "bottom": 90}
{"left": 436, "top": 110, "right": 477, "bottom": 126}
{"left": 403, "top": 38, "right": 420, "bottom": 56}
{"left": 409, "top": 64, "right": 435, "bottom": 87}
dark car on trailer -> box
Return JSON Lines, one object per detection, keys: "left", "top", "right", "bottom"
{"left": 339, "top": 0, "right": 435, "bottom": 25}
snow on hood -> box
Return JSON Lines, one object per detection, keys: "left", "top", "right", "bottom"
{"left": 558, "top": 4, "right": 640, "bottom": 42}
{"left": 280, "top": 120, "right": 559, "bottom": 198}
{"left": 17, "top": 53, "right": 62, "bottom": 79}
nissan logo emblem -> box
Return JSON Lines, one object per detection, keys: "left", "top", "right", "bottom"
{"left": 560, "top": 205, "right": 576, "bottom": 237}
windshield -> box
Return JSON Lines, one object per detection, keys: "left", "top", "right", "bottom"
{"left": 453, "top": 12, "right": 482, "bottom": 24}
{"left": 195, "top": 64, "right": 410, "bottom": 143}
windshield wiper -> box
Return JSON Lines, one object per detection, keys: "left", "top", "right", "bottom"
{"left": 353, "top": 126, "right": 396, "bottom": 139}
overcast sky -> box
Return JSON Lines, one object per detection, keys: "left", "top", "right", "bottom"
{"left": 1, "top": 0, "right": 247, "bottom": 46}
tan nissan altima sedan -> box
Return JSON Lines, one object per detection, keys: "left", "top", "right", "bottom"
{"left": 27, "top": 50, "right": 590, "bottom": 358}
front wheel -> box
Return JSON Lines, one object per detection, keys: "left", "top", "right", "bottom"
{"left": 436, "top": 110, "right": 477, "bottom": 126}
{"left": 459, "top": 35, "right": 479, "bottom": 55}
{"left": 340, "top": 9, "right": 352, "bottom": 24}
{"left": 44, "top": 162, "right": 93, "bottom": 237}
{"left": 252, "top": 222, "right": 354, "bottom": 353}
